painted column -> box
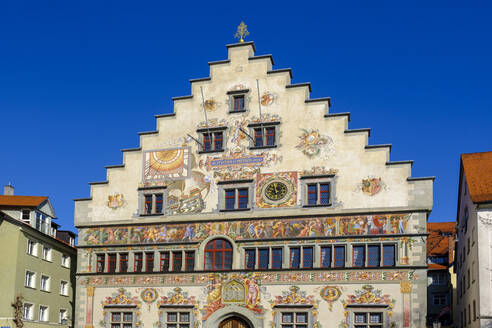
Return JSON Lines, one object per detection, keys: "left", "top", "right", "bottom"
{"left": 85, "top": 286, "right": 95, "bottom": 328}
{"left": 400, "top": 281, "right": 412, "bottom": 328}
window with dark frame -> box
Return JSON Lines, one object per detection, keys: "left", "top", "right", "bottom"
{"left": 134, "top": 252, "right": 143, "bottom": 272}
{"left": 185, "top": 251, "right": 195, "bottom": 271}
{"left": 145, "top": 252, "right": 154, "bottom": 272}
{"left": 145, "top": 195, "right": 153, "bottom": 214}
{"left": 96, "top": 254, "right": 105, "bottom": 273}
{"left": 321, "top": 246, "right": 332, "bottom": 268}
{"left": 253, "top": 126, "right": 276, "bottom": 147}
{"left": 272, "top": 248, "right": 283, "bottom": 269}
{"left": 233, "top": 95, "right": 245, "bottom": 112}
{"left": 224, "top": 188, "right": 249, "bottom": 210}
{"left": 334, "top": 246, "right": 345, "bottom": 268}
{"left": 164, "top": 311, "right": 190, "bottom": 328}
{"left": 160, "top": 252, "right": 170, "bottom": 272}
{"left": 367, "top": 245, "right": 380, "bottom": 267}
{"left": 204, "top": 239, "right": 233, "bottom": 270}
{"left": 303, "top": 247, "right": 313, "bottom": 268}
{"left": 120, "top": 253, "right": 128, "bottom": 273}
{"left": 172, "top": 251, "right": 182, "bottom": 271}
{"left": 22, "top": 210, "right": 30, "bottom": 223}
{"left": 258, "top": 248, "right": 269, "bottom": 269}
{"left": 382, "top": 245, "right": 395, "bottom": 267}
{"left": 353, "top": 312, "right": 383, "bottom": 328}
{"left": 353, "top": 245, "right": 365, "bottom": 267}
{"left": 280, "top": 312, "right": 308, "bottom": 328}
{"left": 306, "top": 183, "right": 330, "bottom": 206}
{"left": 108, "top": 253, "right": 117, "bottom": 273}
{"left": 201, "top": 131, "right": 224, "bottom": 152}
{"left": 290, "top": 247, "right": 301, "bottom": 269}
{"left": 245, "top": 249, "right": 256, "bottom": 270}
{"left": 110, "top": 311, "right": 133, "bottom": 328}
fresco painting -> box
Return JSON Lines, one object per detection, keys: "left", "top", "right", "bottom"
{"left": 295, "top": 129, "right": 334, "bottom": 158}
{"left": 256, "top": 172, "right": 297, "bottom": 208}
{"left": 83, "top": 214, "right": 410, "bottom": 246}
{"left": 100, "top": 289, "right": 142, "bottom": 328}
{"left": 143, "top": 147, "right": 191, "bottom": 181}
{"left": 270, "top": 286, "right": 320, "bottom": 328}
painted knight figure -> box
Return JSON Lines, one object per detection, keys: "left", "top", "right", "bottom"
{"left": 74, "top": 26, "right": 433, "bottom": 328}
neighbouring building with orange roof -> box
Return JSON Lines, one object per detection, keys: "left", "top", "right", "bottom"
{"left": 455, "top": 151, "right": 492, "bottom": 328}
{"left": 0, "top": 184, "right": 77, "bottom": 328}
{"left": 427, "top": 222, "right": 456, "bottom": 326}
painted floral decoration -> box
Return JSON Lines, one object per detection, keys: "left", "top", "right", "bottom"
{"left": 296, "top": 129, "right": 331, "bottom": 157}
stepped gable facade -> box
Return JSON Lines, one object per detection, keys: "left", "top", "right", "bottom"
{"left": 74, "top": 41, "right": 434, "bottom": 328}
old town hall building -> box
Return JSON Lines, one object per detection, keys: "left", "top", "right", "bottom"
{"left": 74, "top": 37, "right": 434, "bottom": 328}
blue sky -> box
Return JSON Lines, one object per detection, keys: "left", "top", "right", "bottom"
{"left": 1, "top": 1, "right": 491, "bottom": 232}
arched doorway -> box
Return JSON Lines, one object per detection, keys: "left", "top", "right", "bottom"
{"left": 218, "top": 316, "right": 251, "bottom": 328}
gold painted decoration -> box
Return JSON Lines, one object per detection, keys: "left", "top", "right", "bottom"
{"left": 362, "top": 177, "right": 382, "bottom": 196}
{"left": 102, "top": 288, "right": 140, "bottom": 307}
{"left": 141, "top": 288, "right": 158, "bottom": 304}
{"left": 143, "top": 147, "right": 191, "bottom": 181}
{"left": 234, "top": 21, "right": 249, "bottom": 43}
{"left": 204, "top": 99, "right": 217, "bottom": 111}
{"left": 400, "top": 281, "right": 412, "bottom": 294}
{"left": 107, "top": 194, "right": 124, "bottom": 209}
{"left": 256, "top": 172, "right": 297, "bottom": 208}
{"left": 222, "top": 280, "right": 246, "bottom": 304}
{"left": 260, "top": 92, "right": 275, "bottom": 106}
{"left": 320, "top": 286, "right": 342, "bottom": 311}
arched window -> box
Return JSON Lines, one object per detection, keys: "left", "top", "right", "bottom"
{"left": 204, "top": 239, "right": 233, "bottom": 270}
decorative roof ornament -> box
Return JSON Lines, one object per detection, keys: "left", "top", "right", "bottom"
{"left": 234, "top": 21, "right": 249, "bottom": 43}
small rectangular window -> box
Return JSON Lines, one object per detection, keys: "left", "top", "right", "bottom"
{"left": 172, "top": 251, "right": 182, "bottom": 272}
{"left": 59, "top": 309, "right": 67, "bottom": 324}
{"left": 233, "top": 95, "right": 245, "bottom": 111}
{"left": 238, "top": 188, "right": 249, "bottom": 209}
{"left": 304, "top": 182, "right": 331, "bottom": 206}
{"left": 60, "top": 281, "right": 68, "bottom": 296}
{"left": 367, "top": 245, "right": 380, "bottom": 267}
{"left": 164, "top": 311, "right": 190, "bottom": 328}
{"left": 201, "top": 131, "right": 224, "bottom": 152}
{"left": 245, "top": 249, "right": 256, "bottom": 270}
{"left": 223, "top": 188, "right": 249, "bottom": 210}
{"left": 40, "top": 275, "right": 50, "bottom": 291}
{"left": 334, "top": 246, "right": 345, "bottom": 268}
{"left": 303, "top": 247, "right": 313, "bottom": 268}
{"left": 146, "top": 252, "right": 154, "bottom": 272}
{"left": 111, "top": 311, "right": 134, "bottom": 328}
{"left": 160, "top": 252, "right": 170, "bottom": 272}
{"left": 155, "top": 194, "right": 163, "bottom": 214}
{"left": 258, "top": 248, "right": 269, "bottom": 269}
{"left": 383, "top": 245, "right": 395, "bottom": 266}
{"left": 353, "top": 245, "right": 365, "bottom": 267}
{"left": 108, "top": 254, "right": 117, "bottom": 273}
{"left": 321, "top": 246, "right": 332, "bottom": 268}
{"left": 120, "top": 253, "right": 128, "bottom": 273}
{"left": 22, "top": 210, "right": 30, "bottom": 223}
{"left": 145, "top": 195, "right": 153, "bottom": 214}
{"left": 252, "top": 125, "right": 277, "bottom": 148}
{"left": 39, "top": 305, "right": 49, "bottom": 322}
{"left": 96, "top": 254, "right": 105, "bottom": 273}
{"left": 134, "top": 253, "right": 143, "bottom": 272}
{"left": 272, "top": 248, "right": 283, "bottom": 269}
{"left": 290, "top": 247, "right": 301, "bottom": 269}
{"left": 23, "top": 303, "right": 33, "bottom": 320}
{"left": 61, "top": 254, "right": 70, "bottom": 268}
{"left": 185, "top": 251, "right": 195, "bottom": 271}
{"left": 27, "top": 240, "right": 37, "bottom": 256}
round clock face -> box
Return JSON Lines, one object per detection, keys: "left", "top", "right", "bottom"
{"left": 264, "top": 181, "right": 289, "bottom": 201}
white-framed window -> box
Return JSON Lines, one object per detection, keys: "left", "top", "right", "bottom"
{"left": 39, "top": 305, "right": 49, "bottom": 322}
{"left": 40, "top": 275, "right": 50, "bottom": 292}
{"left": 218, "top": 180, "right": 254, "bottom": 211}
{"left": 21, "top": 210, "right": 31, "bottom": 223}
{"left": 300, "top": 175, "right": 335, "bottom": 207}
{"left": 60, "top": 281, "right": 69, "bottom": 296}
{"left": 353, "top": 311, "right": 383, "bottom": 328}
{"left": 280, "top": 311, "right": 308, "bottom": 328}
{"left": 59, "top": 309, "right": 68, "bottom": 324}
{"left": 23, "top": 303, "right": 33, "bottom": 320}
{"left": 25, "top": 271, "right": 35, "bottom": 288}
{"left": 27, "top": 239, "right": 37, "bottom": 256}
{"left": 42, "top": 246, "right": 52, "bottom": 261}
{"left": 109, "top": 311, "right": 134, "bottom": 328}
{"left": 431, "top": 272, "right": 448, "bottom": 285}
{"left": 61, "top": 254, "right": 70, "bottom": 268}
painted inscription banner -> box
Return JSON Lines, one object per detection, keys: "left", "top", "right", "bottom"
{"left": 82, "top": 214, "right": 410, "bottom": 246}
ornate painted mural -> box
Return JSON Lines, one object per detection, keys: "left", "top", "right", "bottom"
{"left": 107, "top": 194, "right": 124, "bottom": 209}
{"left": 295, "top": 129, "right": 334, "bottom": 158}
{"left": 80, "top": 270, "right": 416, "bottom": 288}
{"left": 319, "top": 286, "right": 342, "bottom": 311}
{"left": 270, "top": 286, "right": 320, "bottom": 328}
{"left": 82, "top": 214, "right": 410, "bottom": 246}
{"left": 156, "top": 288, "right": 199, "bottom": 328}
{"left": 100, "top": 288, "right": 142, "bottom": 327}
{"left": 143, "top": 147, "right": 191, "bottom": 181}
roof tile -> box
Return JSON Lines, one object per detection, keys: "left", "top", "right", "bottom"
{"left": 462, "top": 151, "right": 492, "bottom": 203}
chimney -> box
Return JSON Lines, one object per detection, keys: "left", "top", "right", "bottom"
{"left": 4, "top": 183, "right": 14, "bottom": 195}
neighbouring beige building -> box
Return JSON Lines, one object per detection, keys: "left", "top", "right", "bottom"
{"left": 455, "top": 151, "right": 492, "bottom": 328}
{"left": 0, "top": 185, "right": 76, "bottom": 328}
{"left": 74, "top": 37, "right": 434, "bottom": 328}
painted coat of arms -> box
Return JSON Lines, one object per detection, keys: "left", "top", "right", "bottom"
{"left": 361, "top": 177, "right": 382, "bottom": 196}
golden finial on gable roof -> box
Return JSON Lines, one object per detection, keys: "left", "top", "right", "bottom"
{"left": 234, "top": 21, "right": 249, "bottom": 43}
